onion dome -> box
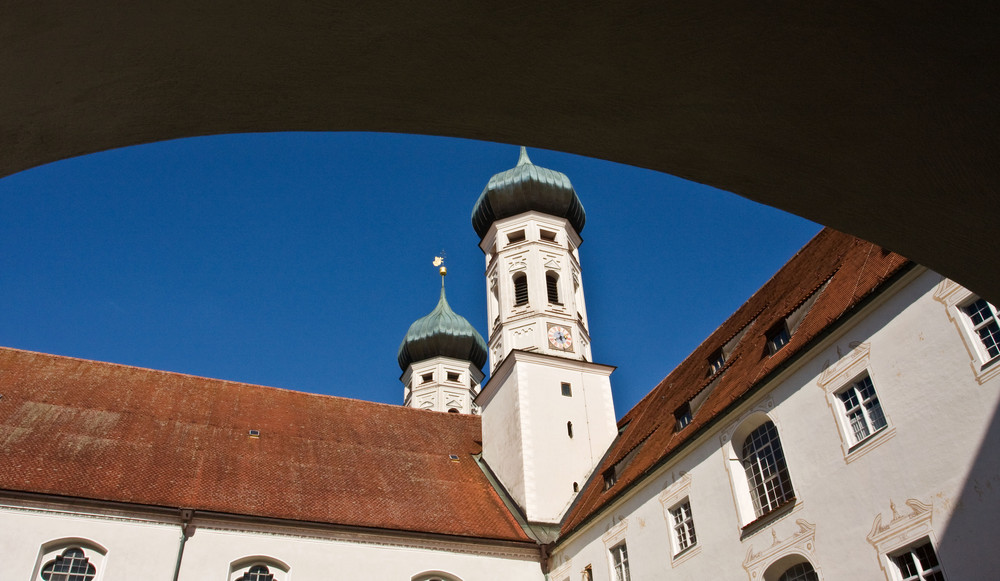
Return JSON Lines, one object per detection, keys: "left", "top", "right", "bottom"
{"left": 471, "top": 147, "right": 586, "bottom": 239}
{"left": 397, "top": 283, "right": 488, "bottom": 372}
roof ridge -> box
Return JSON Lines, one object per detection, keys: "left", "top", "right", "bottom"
{"left": 0, "top": 345, "right": 480, "bottom": 420}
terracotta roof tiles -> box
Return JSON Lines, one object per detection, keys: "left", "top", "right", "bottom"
{"left": 559, "top": 228, "right": 911, "bottom": 535}
{"left": 0, "top": 350, "right": 531, "bottom": 542}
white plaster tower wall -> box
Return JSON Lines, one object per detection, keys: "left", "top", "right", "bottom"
{"left": 473, "top": 149, "right": 617, "bottom": 526}
{"left": 401, "top": 355, "right": 484, "bottom": 414}
{"left": 479, "top": 352, "right": 617, "bottom": 524}
{"left": 481, "top": 211, "right": 593, "bottom": 370}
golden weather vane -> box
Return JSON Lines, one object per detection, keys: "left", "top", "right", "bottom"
{"left": 433, "top": 253, "right": 447, "bottom": 276}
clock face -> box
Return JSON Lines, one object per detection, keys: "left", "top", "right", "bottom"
{"left": 547, "top": 324, "right": 574, "bottom": 351}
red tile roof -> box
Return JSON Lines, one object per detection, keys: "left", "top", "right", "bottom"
{"left": 0, "top": 350, "right": 531, "bottom": 542}
{"left": 559, "top": 228, "right": 911, "bottom": 536}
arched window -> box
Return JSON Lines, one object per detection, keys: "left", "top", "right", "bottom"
{"left": 236, "top": 565, "right": 275, "bottom": 581}
{"left": 513, "top": 273, "right": 529, "bottom": 306}
{"left": 412, "top": 572, "right": 463, "bottom": 581}
{"left": 742, "top": 420, "right": 794, "bottom": 517}
{"left": 229, "top": 557, "right": 289, "bottom": 581}
{"left": 546, "top": 271, "right": 560, "bottom": 304}
{"left": 776, "top": 562, "right": 819, "bottom": 581}
{"left": 41, "top": 547, "right": 97, "bottom": 581}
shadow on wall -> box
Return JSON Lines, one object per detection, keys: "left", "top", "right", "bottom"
{"left": 938, "top": 394, "right": 1000, "bottom": 578}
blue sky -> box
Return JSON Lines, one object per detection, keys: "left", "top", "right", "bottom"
{"left": 0, "top": 133, "right": 820, "bottom": 417}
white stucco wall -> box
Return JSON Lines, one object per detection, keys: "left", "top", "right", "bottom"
{"left": 548, "top": 270, "right": 1000, "bottom": 581}
{"left": 480, "top": 353, "right": 617, "bottom": 525}
{"left": 1, "top": 503, "right": 544, "bottom": 581}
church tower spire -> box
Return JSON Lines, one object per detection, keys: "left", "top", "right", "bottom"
{"left": 472, "top": 148, "right": 617, "bottom": 530}
{"left": 397, "top": 259, "right": 487, "bottom": 414}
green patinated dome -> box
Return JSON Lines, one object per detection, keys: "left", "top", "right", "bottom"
{"left": 471, "top": 147, "right": 586, "bottom": 239}
{"left": 397, "top": 284, "right": 488, "bottom": 371}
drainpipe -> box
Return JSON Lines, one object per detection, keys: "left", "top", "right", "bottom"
{"left": 172, "top": 509, "right": 195, "bottom": 581}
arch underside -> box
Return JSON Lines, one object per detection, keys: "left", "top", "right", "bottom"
{"left": 2, "top": 2, "right": 997, "bottom": 300}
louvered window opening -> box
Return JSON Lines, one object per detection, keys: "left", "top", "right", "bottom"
{"left": 514, "top": 275, "right": 529, "bottom": 306}
{"left": 546, "top": 273, "right": 560, "bottom": 304}
{"left": 742, "top": 421, "right": 794, "bottom": 517}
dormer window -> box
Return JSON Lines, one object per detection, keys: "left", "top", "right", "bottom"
{"left": 766, "top": 323, "right": 791, "bottom": 355}
{"left": 603, "top": 468, "right": 618, "bottom": 491}
{"left": 709, "top": 349, "right": 726, "bottom": 374}
{"left": 507, "top": 230, "right": 526, "bottom": 245}
{"left": 674, "top": 403, "right": 693, "bottom": 431}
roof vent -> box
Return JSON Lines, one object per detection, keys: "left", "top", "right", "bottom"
{"left": 449, "top": 454, "right": 460, "bottom": 462}
{"left": 248, "top": 429, "right": 260, "bottom": 438}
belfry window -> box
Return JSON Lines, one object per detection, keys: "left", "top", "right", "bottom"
{"left": 514, "top": 273, "right": 529, "bottom": 306}
{"left": 546, "top": 271, "right": 561, "bottom": 304}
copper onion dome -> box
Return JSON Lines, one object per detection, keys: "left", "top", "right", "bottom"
{"left": 471, "top": 147, "right": 586, "bottom": 239}
{"left": 397, "top": 283, "right": 488, "bottom": 371}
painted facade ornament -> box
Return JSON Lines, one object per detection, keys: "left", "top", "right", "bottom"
{"left": 742, "top": 519, "right": 817, "bottom": 580}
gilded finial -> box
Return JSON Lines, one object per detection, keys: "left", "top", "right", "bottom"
{"left": 433, "top": 254, "right": 447, "bottom": 277}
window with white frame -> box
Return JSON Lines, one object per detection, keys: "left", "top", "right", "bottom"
{"left": 837, "top": 374, "right": 887, "bottom": 445}
{"left": 610, "top": 542, "right": 631, "bottom": 581}
{"left": 40, "top": 547, "right": 97, "bottom": 581}
{"left": 669, "top": 499, "right": 697, "bottom": 554}
{"left": 742, "top": 420, "right": 795, "bottom": 518}
{"left": 890, "top": 539, "right": 945, "bottom": 581}
{"left": 933, "top": 279, "right": 1000, "bottom": 383}
{"left": 961, "top": 298, "right": 1000, "bottom": 361}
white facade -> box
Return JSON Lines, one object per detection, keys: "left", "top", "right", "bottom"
{"left": 402, "top": 355, "right": 484, "bottom": 414}
{"left": 1, "top": 499, "right": 543, "bottom": 581}
{"left": 6, "top": 268, "right": 998, "bottom": 581}
{"left": 546, "top": 268, "right": 1000, "bottom": 581}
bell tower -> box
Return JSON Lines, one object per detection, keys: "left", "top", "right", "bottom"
{"left": 473, "top": 148, "right": 617, "bottom": 530}
{"left": 397, "top": 260, "right": 488, "bottom": 414}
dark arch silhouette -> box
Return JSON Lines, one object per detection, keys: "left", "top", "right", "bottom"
{"left": 1, "top": 3, "right": 996, "bottom": 300}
